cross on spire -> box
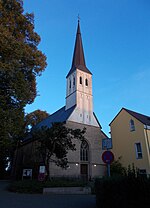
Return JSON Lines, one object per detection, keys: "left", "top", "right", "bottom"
{"left": 77, "top": 14, "right": 80, "bottom": 22}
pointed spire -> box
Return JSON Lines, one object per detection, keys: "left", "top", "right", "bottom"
{"left": 71, "top": 20, "right": 86, "bottom": 68}
{"left": 66, "top": 20, "right": 92, "bottom": 78}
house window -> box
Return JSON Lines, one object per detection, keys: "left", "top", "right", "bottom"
{"left": 80, "top": 76, "right": 82, "bottom": 84}
{"left": 135, "top": 143, "right": 142, "bottom": 159}
{"left": 130, "top": 119, "right": 135, "bottom": 131}
{"left": 80, "top": 141, "right": 89, "bottom": 161}
{"left": 85, "top": 78, "right": 88, "bottom": 86}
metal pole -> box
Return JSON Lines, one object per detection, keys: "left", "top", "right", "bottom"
{"left": 107, "top": 163, "right": 111, "bottom": 177}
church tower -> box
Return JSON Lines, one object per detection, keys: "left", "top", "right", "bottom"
{"left": 66, "top": 20, "right": 99, "bottom": 127}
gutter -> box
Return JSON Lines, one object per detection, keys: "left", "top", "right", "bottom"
{"left": 144, "top": 125, "right": 150, "bottom": 158}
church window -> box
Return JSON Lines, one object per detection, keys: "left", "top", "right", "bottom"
{"left": 69, "top": 79, "right": 71, "bottom": 88}
{"left": 80, "top": 141, "right": 89, "bottom": 161}
{"left": 85, "top": 78, "right": 88, "bottom": 86}
{"left": 80, "top": 76, "right": 82, "bottom": 84}
{"left": 130, "top": 119, "right": 135, "bottom": 131}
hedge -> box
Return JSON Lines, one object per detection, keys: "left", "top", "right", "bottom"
{"left": 95, "top": 176, "right": 150, "bottom": 208}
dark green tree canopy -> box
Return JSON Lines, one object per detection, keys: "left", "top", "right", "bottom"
{"left": 0, "top": 0, "right": 47, "bottom": 139}
{"left": 0, "top": 0, "right": 47, "bottom": 106}
{"left": 25, "top": 109, "right": 49, "bottom": 132}
{"left": 32, "top": 123, "right": 86, "bottom": 178}
{"left": 0, "top": 0, "right": 47, "bottom": 178}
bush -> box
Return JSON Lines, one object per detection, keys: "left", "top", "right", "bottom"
{"left": 110, "top": 157, "right": 126, "bottom": 176}
{"left": 8, "top": 178, "right": 88, "bottom": 194}
{"left": 8, "top": 180, "right": 44, "bottom": 193}
{"left": 95, "top": 176, "right": 150, "bottom": 208}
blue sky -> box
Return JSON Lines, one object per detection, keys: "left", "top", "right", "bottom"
{"left": 24, "top": 0, "right": 150, "bottom": 135}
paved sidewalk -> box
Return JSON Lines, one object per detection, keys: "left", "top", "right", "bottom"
{"left": 0, "top": 181, "right": 96, "bottom": 208}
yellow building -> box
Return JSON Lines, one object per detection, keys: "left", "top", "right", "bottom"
{"left": 110, "top": 108, "right": 150, "bottom": 176}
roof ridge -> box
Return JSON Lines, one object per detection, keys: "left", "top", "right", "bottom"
{"left": 123, "top": 108, "right": 150, "bottom": 118}
{"left": 110, "top": 108, "right": 150, "bottom": 126}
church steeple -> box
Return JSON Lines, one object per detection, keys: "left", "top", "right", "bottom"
{"left": 66, "top": 20, "right": 92, "bottom": 78}
{"left": 65, "top": 21, "right": 99, "bottom": 127}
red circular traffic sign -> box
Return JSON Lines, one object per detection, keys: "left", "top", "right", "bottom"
{"left": 102, "top": 150, "right": 114, "bottom": 164}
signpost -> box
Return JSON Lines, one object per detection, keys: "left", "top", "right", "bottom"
{"left": 102, "top": 137, "right": 114, "bottom": 176}
{"left": 102, "top": 138, "right": 112, "bottom": 150}
{"left": 102, "top": 150, "right": 114, "bottom": 164}
{"left": 102, "top": 149, "right": 114, "bottom": 177}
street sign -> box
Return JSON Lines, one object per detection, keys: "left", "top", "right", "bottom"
{"left": 102, "top": 138, "right": 112, "bottom": 150}
{"left": 38, "top": 166, "right": 46, "bottom": 181}
{"left": 22, "top": 169, "right": 32, "bottom": 179}
{"left": 39, "top": 166, "right": 45, "bottom": 174}
{"left": 102, "top": 150, "right": 114, "bottom": 164}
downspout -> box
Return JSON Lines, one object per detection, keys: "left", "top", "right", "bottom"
{"left": 145, "top": 125, "right": 150, "bottom": 155}
{"left": 145, "top": 125, "right": 150, "bottom": 176}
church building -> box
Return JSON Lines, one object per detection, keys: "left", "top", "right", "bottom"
{"left": 18, "top": 21, "right": 106, "bottom": 179}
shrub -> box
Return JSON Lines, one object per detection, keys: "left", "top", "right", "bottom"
{"left": 95, "top": 176, "right": 150, "bottom": 208}
{"left": 8, "top": 178, "right": 88, "bottom": 193}
{"left": 110, "top": 157, "right": 126, "bottom": 176}
{"left": 8, "top": 180, "right": 44, "bottom": 193}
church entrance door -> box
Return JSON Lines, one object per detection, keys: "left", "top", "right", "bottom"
{"left": 80, "top": 164, "right": 88, "bottom": 180}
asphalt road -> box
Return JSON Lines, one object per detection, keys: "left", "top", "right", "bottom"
{"left": 0, "top": 181, "right": 96, "bottom": 208}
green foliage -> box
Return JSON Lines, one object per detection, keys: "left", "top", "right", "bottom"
{"left": 32, "top": 122, "right": 86, "bottom": 178}
{"left": 8, "top": 178, "right": 87, "bottom": 193}
{"left": 8, "top": 180, "right": 44, "bottom": 194}
{"left": 110, "top": 156, "right": 126, "bottom": 176}
{"left": 24, "top": 109, "right": 49, "bottom": 132}
{"left": 0, "top": 0, "right": 47, "bottom": 177}
{"left": 127, "top": 163, "right": 137, "bottom": 178}
{"left": 95, "top": 176, "right": 150, "bottom": 208}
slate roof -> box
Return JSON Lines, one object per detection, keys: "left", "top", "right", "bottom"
{"left": 124, "top": 108, "right": 150, "bottom": 126}
{"left": 23, "top": 105, "right": 102, "bottom": 143}
{"left": 32, "top": 105, "right": 76, "bottom": 131}
{"left": 110, "top": 108, "right": 150, "bottom": 126}
{"left": 66, "top": 21, "right": 92, "bottom": 78}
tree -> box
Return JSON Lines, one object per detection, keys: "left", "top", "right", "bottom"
{"left": 32, "top": 122, "right": 86, "bottom": 180}
{"left": 0, "top": 0, "right": 47, "bottom": 177}
{"left": 24, "top": 110, "right": 49, "bottom": 132}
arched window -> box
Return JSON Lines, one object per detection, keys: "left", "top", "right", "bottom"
{"left": 85, "top": 78, "right": 88, "bottom": 86}
{"left": 80, "top": 76, "right": 82, "bottom": 84}
{"left": 69, "top": 79, "right": 71, "bottom": 89}
{"left": 130, "top": 119, "right": 135, "bottom": 131}
{"left": 80, "top": 141, "right": 89, "bottom": 161}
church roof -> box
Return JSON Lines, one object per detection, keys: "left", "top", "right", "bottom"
{"left": 31, "top": 104, "right": 101, "bottom": 131}
{"left": 32, "top": 105, "right": 76, "bottom": 131}
{"left": 23, "top": 105, "right": 102, "bottom": 143}
{"left": 66, "top": 21, "right": 92, "bottom": 78}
